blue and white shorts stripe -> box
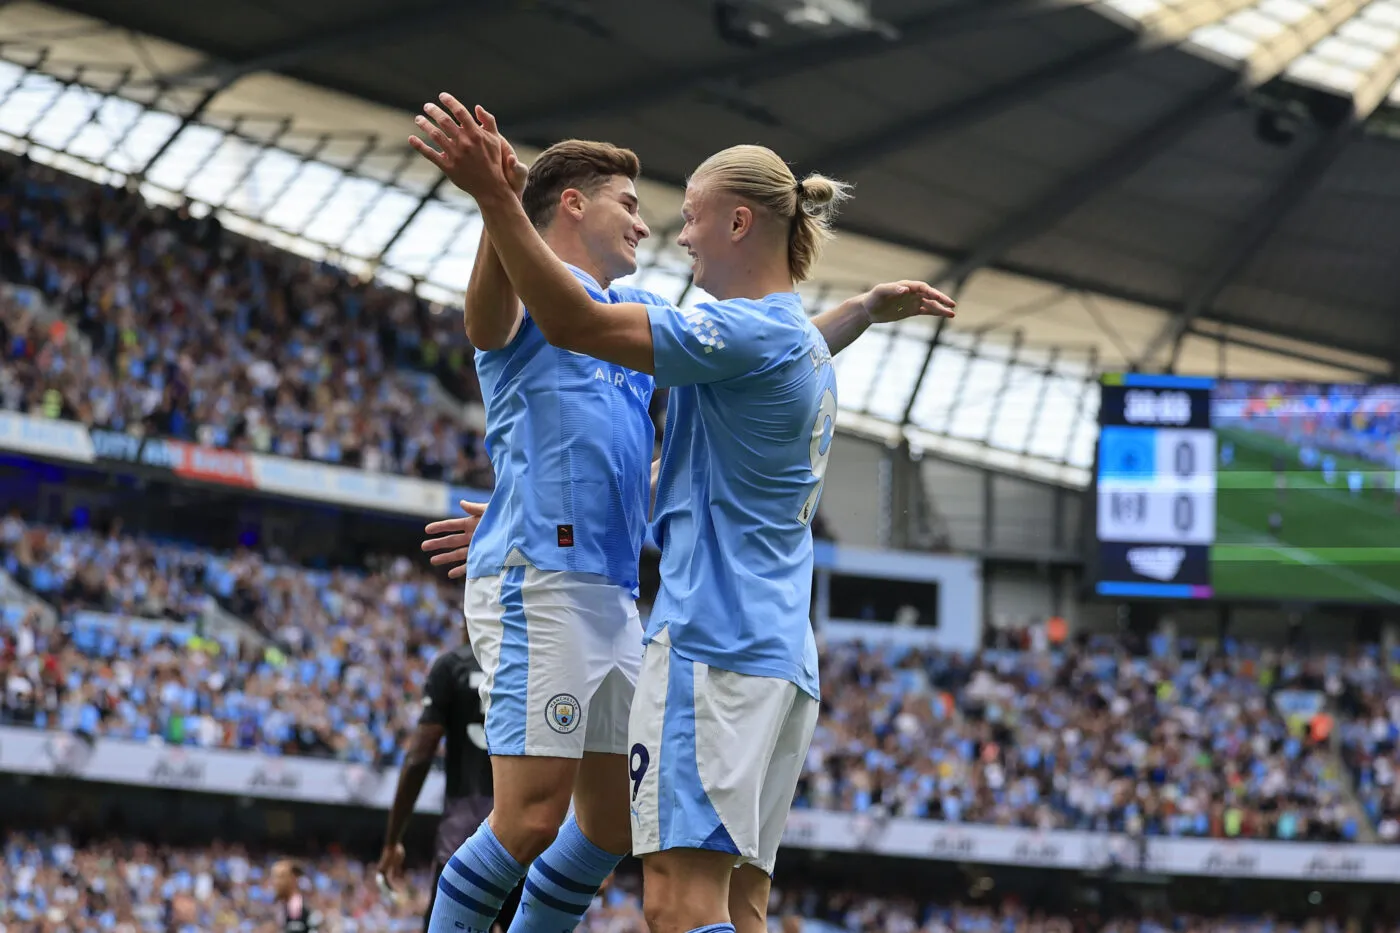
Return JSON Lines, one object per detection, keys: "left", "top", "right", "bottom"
{"left": 465, "top": 564, "right": 642, "bottom": 758}
{"left": 626, "top": 626, "right": 819, "bottom": 875}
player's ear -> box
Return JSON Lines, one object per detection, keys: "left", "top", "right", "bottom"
{"left": 560, "top": 188, "right": 587, "bottom": 221}
{"left": 730, "top": 204, "right": 753, "bottom": 242}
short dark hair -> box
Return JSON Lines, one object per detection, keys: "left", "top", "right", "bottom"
{"left": 276, "top": 859, "right": 305, "bottom": 878}
{"left": 522, "top": 140, "right": 641, "bottom": 230}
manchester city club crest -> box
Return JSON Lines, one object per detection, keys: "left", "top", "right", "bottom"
{"left": 545, "top": 693, "right": 581, "bottom": 734}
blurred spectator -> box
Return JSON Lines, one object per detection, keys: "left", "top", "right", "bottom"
{"left": 1335, "top": 645, "right": 1400, "bottom": 842}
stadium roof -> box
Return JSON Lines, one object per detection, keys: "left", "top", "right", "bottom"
{"left": 3, "top": 0, "right": 1399, "bottom": 485}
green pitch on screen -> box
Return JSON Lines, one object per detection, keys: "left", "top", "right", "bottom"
{"left": 1214, "top": 427, "right": 1400, "bottom": 604}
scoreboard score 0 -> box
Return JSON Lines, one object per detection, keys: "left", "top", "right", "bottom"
{"left": 1095, "top": 374, "right": 1216, "bottom": 599}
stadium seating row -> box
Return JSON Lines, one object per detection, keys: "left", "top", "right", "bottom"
{"left": 0, "top": 152, "right": 491, "bottom": 486}
{"left": 2, "top": 832, "right": 1384, "bottom": 933}
{"left": 2, "top": 518, "right": 1393, "bottom": 844}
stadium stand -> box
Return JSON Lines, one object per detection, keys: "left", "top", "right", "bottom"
{"left": 805, "top": 640, "right": 1364, "bottom": 842}
{"left": 0, "top": 517, "right": 1382, "bottom": 844}
{"left": 0, "top": 517, "right": 452, "bottom": 764}
{"left": 0, "top": 831, "right": 431, "bottom": 932}
{"left": 6, "top": 1, "right": 1400, "bottom": 927}
{"left": 3, "top": 832, "right": 1390, "bottom": 933}
{"left": 1336, "top": 665, "right": 1400, "bottom": 844}
{"left": 0, "top": 153, "right": 492, "bottom": 486}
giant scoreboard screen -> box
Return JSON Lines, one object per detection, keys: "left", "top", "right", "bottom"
{"left": 1094, "top": 374, "right": 1400, "bottom": 605}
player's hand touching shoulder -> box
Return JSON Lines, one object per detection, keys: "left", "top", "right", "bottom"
{"left": 862, "top": 281, "right": 956, "bottom": 324}
{"left": 420, "top": 500, "right": 488, "bottom": 579}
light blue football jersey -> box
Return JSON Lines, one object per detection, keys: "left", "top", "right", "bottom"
{"left": 645, "top": 292, "right": 835, "bottom": 698}
{"left": 468, "top": 266, "right": 660, "bottom": 592}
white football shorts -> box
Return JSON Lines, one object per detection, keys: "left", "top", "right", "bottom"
{"left": 464, "top": 564, "right": 642, "bottom": 758}
{"left": 626, "top": 626, "right": 819, "bottom": 875}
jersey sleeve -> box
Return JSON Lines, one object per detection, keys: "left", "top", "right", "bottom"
{"left": 419, "top": 653, "right": 452, "bottom": 727}
{"left": 646, "top": 299, "right": 774, "bottom": 388}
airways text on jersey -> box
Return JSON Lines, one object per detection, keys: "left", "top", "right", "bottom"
{"left": 467, "top": 264, "right": 663, "bottom": 591}
{"left": 593, "top": 362, "right": 650, "bottom": 401}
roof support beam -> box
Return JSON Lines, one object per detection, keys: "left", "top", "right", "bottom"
{"left": 921, "top": 0, "right": 1362, "bottom": 289}
{"left": 800, "top": 0, "right": 1268, "bottom": 177}
{"left": 509, "top": 0, "right": 1073, "bottom": 133}
{"left": 160, "top": 1, "right": 465, "bottom": 87}
{"left": 1137, "top": 0, "right": 1400, "bottom": 371}
{"left": 1184, "top": 324, "right": 1382, "bottom": 379}
{"left": 1135, "top": 120, "right": 1358, "bottom": 371}
{"left": 932, "top": 72, "right": 1239, "bottom": 288}
{"left": 804, "top": 35, "right": 1140, "bottom": 174}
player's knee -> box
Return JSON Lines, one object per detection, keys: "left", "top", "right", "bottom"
{"left": 643, "top": 889, "right": 726, "bottom": 933}
{"left": 487, "top": 795, "right": 568, "bottom": 864}
{"left": 574, "top": 752, "right": 634, "bottom": 855}
{"left": 511, "top": 808, "right": 565, "bottom": 863}
{"left": 644, "top": 885, "right": 715, "bottom": 933}
{"left": 574, "top": 807, "right": 631, "bottom": 856}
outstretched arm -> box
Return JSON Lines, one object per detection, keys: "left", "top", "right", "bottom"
{"left": 812, "top": 282, "right": 957, "bottom": 356}
{"left": 412, "top": 95, "right": 655, "bottom": 373}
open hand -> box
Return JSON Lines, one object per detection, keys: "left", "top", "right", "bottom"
{"left": 410, "top": 93, "right": 511, "bottom": 199}
{"left": 861, "top": 281, "right": 956, "bottom": 324}
{"left": 420, "top": 500, "right": 488, "bottom": 580}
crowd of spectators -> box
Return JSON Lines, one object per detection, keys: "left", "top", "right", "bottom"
{"left": 777, "top": 886, "right": 1390, "bottom": 933}
{"left": 3, "top": 832, "right": 1392, "bottom": 933}
{"left": 1, "top": 517, "right": 457, "bottom": 764}
{"left": 0, "top": 515, "right": 1387, "bottom": 843}
{"left": 801, "top": 638, "right": 1363, "bottom": 842}
{"left": 0, "top": 152, "right": 491, "bottom": 486}
{"left": 0, "top": 832, "right": 428, "bottom": 932}
{"left": 1331, "top": 652, "right": 1400, "bottom": 842}
{"left": 1, "top": 513, "right": 217, "bottom": 625}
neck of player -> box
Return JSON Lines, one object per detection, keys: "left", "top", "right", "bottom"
{"left": 542, "top": 228, "right": 613, "bottom": 290}
{"left": 707, "top": 245, "right": 794, "bottom": 302}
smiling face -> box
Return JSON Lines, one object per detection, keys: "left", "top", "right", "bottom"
{"left": 676, "top": 180, "right": 744, "bottom": 297}
{"left": 576, "top": 175, "right": 650, "bottom": 283}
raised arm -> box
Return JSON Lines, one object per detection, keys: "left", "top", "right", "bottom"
{"left": 413, "top": 95, "right": 655, "bottom": 373}
{"left": 812, "top": 281, "right": 958, "bottom": 356}
{"left": 464, "top": 231, "right": 524, "bottom": 350}
{"left": 462, "top": 123, "right": 530, "bottom": 351}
